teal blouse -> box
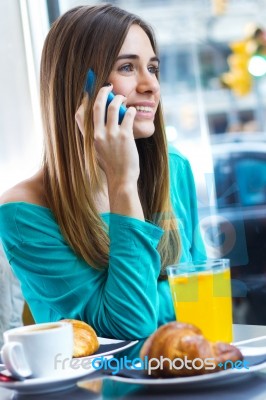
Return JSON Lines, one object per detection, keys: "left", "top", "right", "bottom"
{"left": 0, "top": 148, "right": 206, "bottom": 339}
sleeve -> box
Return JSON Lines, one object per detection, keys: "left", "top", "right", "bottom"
{"left": 1, "top": 206, "right": 164, "bottom": 340}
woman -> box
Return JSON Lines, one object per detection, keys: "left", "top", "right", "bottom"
{"left": 0, "top": 4, "right": 205, "bottom": 339}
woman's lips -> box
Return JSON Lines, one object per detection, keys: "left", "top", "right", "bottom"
{"left": 131, "top": 103, "right": 156, "bottom": 119}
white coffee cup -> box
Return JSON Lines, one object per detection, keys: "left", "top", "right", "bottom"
{"left": 1, "top": 321, "right": 73, "bottom": 379}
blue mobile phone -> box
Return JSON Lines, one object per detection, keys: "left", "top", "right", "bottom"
{"left": 85, "top": 69, "right": 127, "bottom": 124}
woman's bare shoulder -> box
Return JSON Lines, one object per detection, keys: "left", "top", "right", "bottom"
{"left": 0, "top": 183, "right": 35, "bottom": 205}
{"left": 0, "top": 170, "right": 47, "bottom": 207}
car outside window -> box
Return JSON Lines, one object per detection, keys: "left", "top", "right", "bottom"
{"left": 235, "top": 158, "right": 266, "bottom": 207}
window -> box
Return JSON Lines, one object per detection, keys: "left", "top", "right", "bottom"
{"left": 235, "top": 157, "right": 266, "bottom": 206}
{"left": 0, "top": 0, "right": 49, "bottom": 195}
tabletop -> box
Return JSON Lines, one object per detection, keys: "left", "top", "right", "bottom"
{"left": 1, "top": 324, "right": 266, "bottom": 400}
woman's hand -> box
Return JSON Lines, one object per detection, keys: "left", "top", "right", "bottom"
{"left": 93, "top": 84, "right": 138, "bottom": 188}
{"left": 75, "top": 85, "right": 144, "bottom": 220}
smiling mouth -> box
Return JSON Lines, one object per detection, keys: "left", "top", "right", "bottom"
{"left": 135, "top": 106, "right": 153, "bottom": 113}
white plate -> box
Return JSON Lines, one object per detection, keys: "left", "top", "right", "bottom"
{"left": 76, "top": 337, "right": 138, "bottom": 360}
{"left": 109, "top": 360, "right": 266, "bottom": 389}
{"left": 0, "top": 365, "right": 94, "bottom": 394}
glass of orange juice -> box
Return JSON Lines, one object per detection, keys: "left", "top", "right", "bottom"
{"left": 167, "top": 259, "right": 233, "bottom": 343}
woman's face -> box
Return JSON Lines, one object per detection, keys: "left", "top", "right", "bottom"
{"left": 108, "top": 24, "right": 160, "bottom": 139}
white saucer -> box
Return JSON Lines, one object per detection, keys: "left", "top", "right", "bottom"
{"left": 0, "top": 337, "right": 138, "bottom": 394}
{"left": 0, "top": 365, "right": 94, "bottom": 395}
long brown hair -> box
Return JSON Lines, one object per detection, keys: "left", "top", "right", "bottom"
{"left": 40, "top": 4, "right": 180, "bottom": 273}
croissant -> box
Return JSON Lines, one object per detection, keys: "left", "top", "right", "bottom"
{"left": 62, "top": 319, "right": 99, "bottom": 358}
{"left": 140, "top": 321, "right": 243, "bottom": 377}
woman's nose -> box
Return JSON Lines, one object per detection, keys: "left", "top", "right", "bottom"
{"left": 136, "top": 72, "right": 160, "bottom": 94}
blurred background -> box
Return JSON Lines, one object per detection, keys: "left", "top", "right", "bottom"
{"left": 0, "top": 0, "right": 266, "bottom": 326}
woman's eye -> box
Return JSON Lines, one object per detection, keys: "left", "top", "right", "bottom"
{"left": 119, "top": 64, "right": 134, "bottom": 72}
{"left": 148, "top": 65, "right": 159, "bottom": 74}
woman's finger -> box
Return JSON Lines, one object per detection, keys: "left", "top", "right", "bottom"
{"left": 120, "top": 106, "right": 136, "bottom": 129}
{"left": 93, "top": 84, "right": 114, "bottom": 132}
{"left": 105, "top": 94, "right": 127, "bottom": 129}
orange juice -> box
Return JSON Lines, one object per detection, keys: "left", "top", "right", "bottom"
{"left": 168, "top": 263, "right": 233, "bottom": 343}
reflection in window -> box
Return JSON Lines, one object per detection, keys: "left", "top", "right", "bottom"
{"left": 214, "top": 159, "right": 237, "bottom": 208}
{"left": 235, "top": 158, "right": 266, "bottom": 207}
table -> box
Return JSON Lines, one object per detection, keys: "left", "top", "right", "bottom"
{"left": 1, "top": 324, "right": 266, "bottom": 400}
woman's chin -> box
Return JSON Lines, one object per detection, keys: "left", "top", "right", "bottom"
{"left": 133, "top": 121, "right": 155, "bottom": 139}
